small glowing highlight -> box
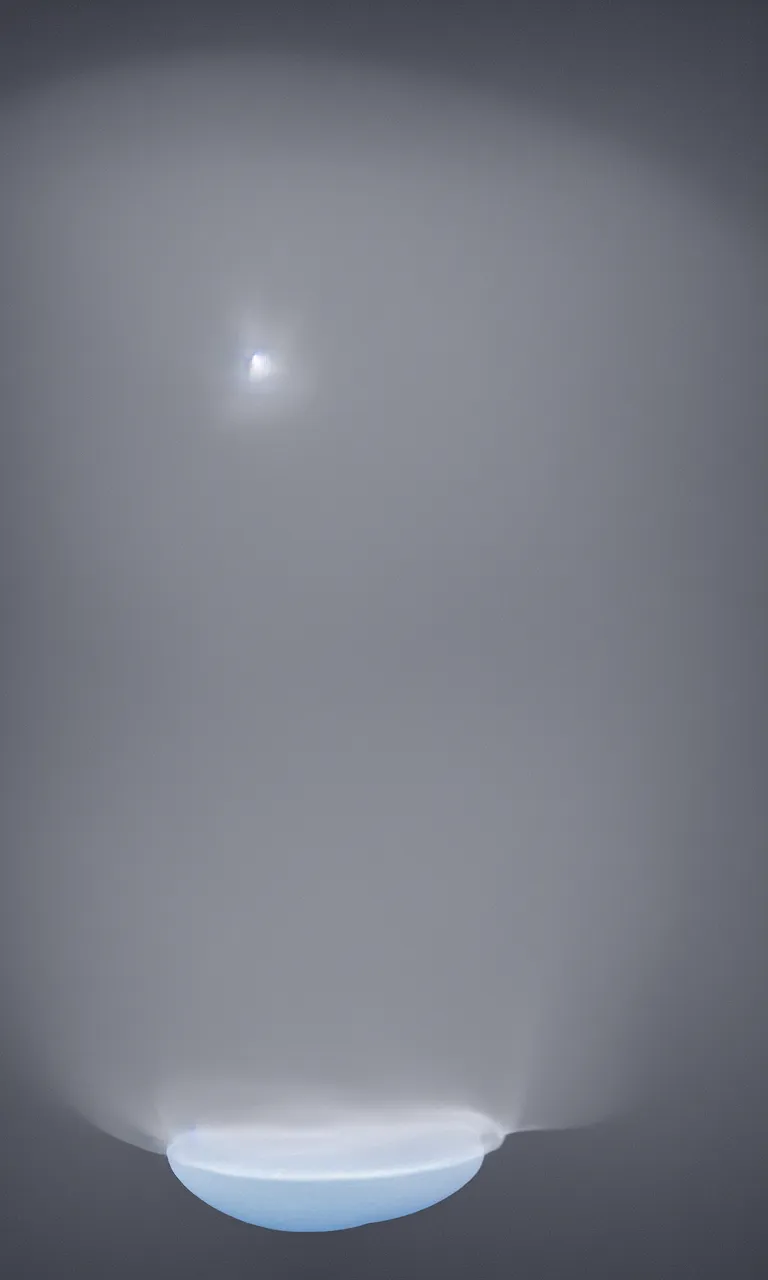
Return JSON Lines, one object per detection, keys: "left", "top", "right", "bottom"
{"left": 247, "top": 350, "right": 275, "bottom": 383}
{"left": 166, "top": 1107, "right": 503, "bottom": 1231}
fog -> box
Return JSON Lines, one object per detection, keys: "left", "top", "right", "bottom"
{"left": 0, "top": 53, "right": 764, "bottom": 1156}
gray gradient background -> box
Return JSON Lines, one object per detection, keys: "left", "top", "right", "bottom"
{"left": 0, "top": 0, "right": 766, "bottom": 1275}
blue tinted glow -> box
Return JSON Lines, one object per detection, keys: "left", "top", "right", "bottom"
{"left": 168, "top": 1153, "right": 483, "bottom": 1231}
{"left": 166, "top": 1110, "right": 498, "bottom": 1232}
{"left": 247, "top": 350, "right": 275, "bottom": 383}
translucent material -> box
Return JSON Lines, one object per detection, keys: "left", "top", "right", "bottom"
{"left": 166, "top": 1108, "right": 502, "bottom": 1231}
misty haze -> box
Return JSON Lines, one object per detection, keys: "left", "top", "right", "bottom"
{"left": 0, "top": 38, "right": 765, "bottom": 1238}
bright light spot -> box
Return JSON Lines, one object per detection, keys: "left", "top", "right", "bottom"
{"left": 248, "top": 350, "right": 275, "bottom": 383}
{"left": 166, "top": 1107, "right": 503, "bottom": 1231}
